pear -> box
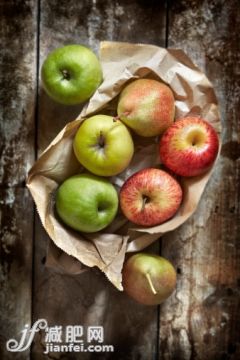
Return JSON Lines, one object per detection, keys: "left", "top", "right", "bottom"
{"left": 117, "top": 79, "right": 175, "bottom": 137}
{"left": 122, "top": 253, "right": 176, "bottom": 305}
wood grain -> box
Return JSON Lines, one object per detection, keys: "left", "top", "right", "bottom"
{"left": 1, "top": 1, "right": 239, "bottom": 359}
{"left": 0, "top": 189, "right": 34, "bottom": 360}
{"left": 159, "top": 1, "right": 240, "bottom": 359}
{"left": 32, "top": 1, "right": 166, "bottom": 359}
{"left": 0, "top": 0, "right": 37, "bottom": 186}
{"left": 0, "top": 1, "right": 37, "bottom": 359}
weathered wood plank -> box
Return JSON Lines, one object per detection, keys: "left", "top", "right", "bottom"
{"left": 159, "top": 1, "right": 240, "bottom": 359}
{"left": 0, "top": 0, "right": 37, "bottom": 186}
{"left": 32, "top": 1, "right": 166, "bottom": 359}
{"left": 0, "top": 1, "right": 37, "bottom": 359}
{"left": 32, "top": 218, "right": 160, "bottom": 360}
{"left": 0, "top": 189, "right": 34, "bottom": 360}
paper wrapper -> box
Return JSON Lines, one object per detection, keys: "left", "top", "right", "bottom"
{"left": 27, "top": 41, "right": 221, "bottom": 290}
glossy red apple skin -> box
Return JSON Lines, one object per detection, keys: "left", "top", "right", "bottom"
{"left": 122, "top": 253, "right": 177, "bottom": 305}
{"left": 120, "top": 168, "right": 182, "bottom": 227}
{"left": 159, "top": 117, "right": 219, "bottom": 177}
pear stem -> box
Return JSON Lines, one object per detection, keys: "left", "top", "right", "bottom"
{"left": 113, "top": 115, "right": 120, "bottom": 122}
{"left": 113, "top": 111, "right": 130, "bottom": 122}
{"left": 146, "top": 273, "right": 157, "bottom": 295}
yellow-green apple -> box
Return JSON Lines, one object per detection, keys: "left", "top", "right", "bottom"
{"left": 56, "top": 173, "right": 118, "bottom": 233}
{"left": 73, "top": 115, "right": 134, "bottom": 177}
{"left": 117, "top": 78, "right": 175, "bottom": 137}
{"left": 122, "top": 253, "right": 177, "bottom": 305}
{"left": 120, "top": 168, "right": 182, "bottom": 226}
{"left": 159, "top": 117, "right": 219, "bottom": 177}
{"left": 41, "top": 44, "right": 102, "bottom": 105}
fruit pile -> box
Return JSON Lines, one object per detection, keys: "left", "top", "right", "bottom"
{"left": 41, "top": 45, "right": 219, "bottom": 305}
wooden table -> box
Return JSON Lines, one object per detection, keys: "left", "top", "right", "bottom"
{"left": 1, "top": 1, "right": 239, "bottom": 359}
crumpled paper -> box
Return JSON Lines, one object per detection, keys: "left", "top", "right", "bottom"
{"left": 27, "top": 41, "right": 221, "bottom": 290}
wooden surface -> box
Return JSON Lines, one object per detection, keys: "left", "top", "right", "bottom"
{"left": 0, "top": 1, "right": 37, "bottom": 359}
{"left": 0, "top": 1, "right": 239, "bottom": 359}
{"left": 160, "top": 2, "right": 240, "bottom": 359}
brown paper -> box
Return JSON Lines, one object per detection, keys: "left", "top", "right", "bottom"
{"left": 27, "top": 41, "right": 221, "bottom": 290}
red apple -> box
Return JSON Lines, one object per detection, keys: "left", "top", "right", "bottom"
{"left": 122, "top": 253, "right": 177, "bottom": 305}
{"left": 120, "top": 168, "right": 182, "bottom": 227}
{"left": 159, "top": 117, "right": 219, "bottom": 177}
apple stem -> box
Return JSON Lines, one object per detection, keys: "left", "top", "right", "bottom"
{"left": 141, "top": 196, "right": 149, "bottom": 211}
{"left": 62, "top": 69, "right": 70, "bottom": 80}
{"left": 99, "top": 131, "right": 105, "bottom": 147}
{"left": 146, "top": 273, "right": 157, "bottom": 295}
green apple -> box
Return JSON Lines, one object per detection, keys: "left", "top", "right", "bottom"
{"left": 122, "top": 253, "right": 177, "bottom": 305}
{"left": 41, "top": 44, "right": 102, "bottom": 105}
{"left": 55, "top": 173, "right": 118, "bottom": 233}
{"left": 73, "top": 115, "right": 134, "bottom": 177}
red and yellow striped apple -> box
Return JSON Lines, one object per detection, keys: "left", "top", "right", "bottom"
{"left": 159, "top": 117, "right": 219, "bottom": 177}
{"left": 117, "top": 79, "right": 175, "bottom": 137}
{"left": 120, "top": 168, "right": 182, "bottom": 227}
